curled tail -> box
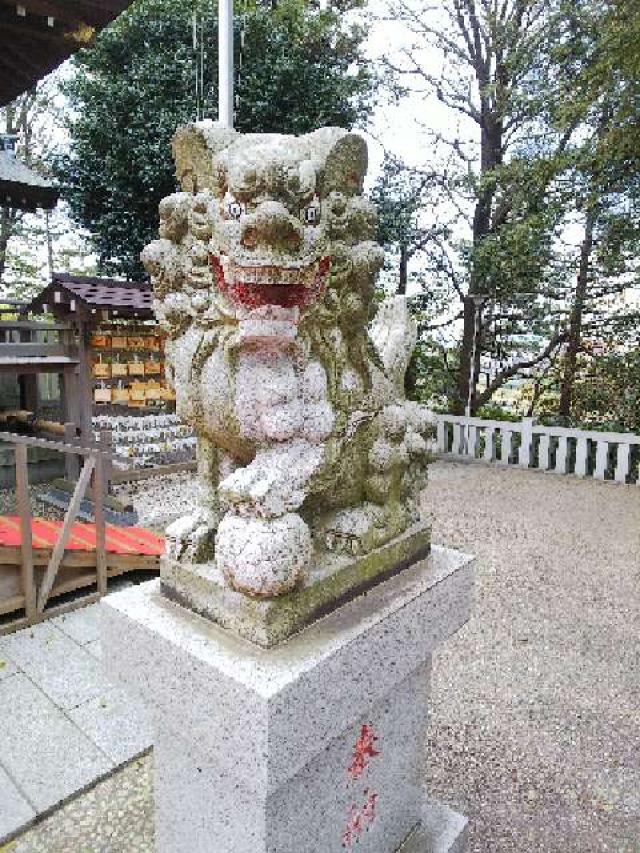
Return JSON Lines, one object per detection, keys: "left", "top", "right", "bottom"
{"left": 369, "top": 296, "right": 417, "bottom": 394}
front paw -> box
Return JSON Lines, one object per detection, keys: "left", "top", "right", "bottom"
{"left": 220, "top": 442, "right": 323, "bottom": 517}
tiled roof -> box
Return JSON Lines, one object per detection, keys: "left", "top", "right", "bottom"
{"left": 25, "top": 275, "right": 154, "bottom": 319}
{"left": 54, "top": 275, "right": 154, "bottom": 312}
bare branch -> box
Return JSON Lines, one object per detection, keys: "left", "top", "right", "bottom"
{"left": 475, "top": 331, "right": 568, "bottom": 407}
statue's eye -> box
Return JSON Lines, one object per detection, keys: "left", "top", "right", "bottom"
{"left": 304, "top": 206, "right": 318, "bottom": 224}
{"left": 226, "top": 200, "right": 244, "bottom": 219}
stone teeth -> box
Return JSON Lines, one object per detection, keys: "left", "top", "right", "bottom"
{"left": 230, "top": 261, "right": 324, "bottom": 287}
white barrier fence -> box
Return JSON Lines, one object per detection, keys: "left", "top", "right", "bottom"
{"left": 435, "top": 414, "right": 640, "bottom": 485}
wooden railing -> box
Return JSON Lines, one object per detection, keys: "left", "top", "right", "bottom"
{"left": 435, "top": 414, "right": 640, "bottom": 485}
{"left": 0, "top": 319, "right": 77, "bottom": 362}
{"left": 0, "top": 430, "right": 109, "bottom": 629}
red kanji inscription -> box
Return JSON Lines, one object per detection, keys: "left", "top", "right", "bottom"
{"left": 342, "top": 791, "right": 379, "bottom": 850}
{"left": 347, "top": 724, "right": 380, "bottom": 782}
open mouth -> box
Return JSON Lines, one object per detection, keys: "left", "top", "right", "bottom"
{"left": 209, "top": 255, "right": 331, "bottom": 310}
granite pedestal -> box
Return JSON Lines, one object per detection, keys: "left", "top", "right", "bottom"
{"left": 102, "top": 545, "right": 474, "bottom": 853}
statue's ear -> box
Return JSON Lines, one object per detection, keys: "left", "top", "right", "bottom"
{"left": 322, "top": 133, "right": 368, "bottom": 196}
{"left": 172, "top": 121, "right": 238, "bottom": 194}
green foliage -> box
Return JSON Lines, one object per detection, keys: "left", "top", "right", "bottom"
{"left": 474, "top": 403, "right": 520, "bottom": 423}
{"left": 56, "top": 0, "right": 377, "bottom": 279}
{"left": 406, "top": 338, "right": 458, "bottom": 409}
{"left": 386, "top": 0, "right": 640, "bottom": 425}
{"left": 553, "top": 0, "right": 640, "bottom": 194}
{"left": 370, "top": 154, "right": 426, "bottom": 255}
{"left": 568, "top": 349, "right": 640, "bottom": 433}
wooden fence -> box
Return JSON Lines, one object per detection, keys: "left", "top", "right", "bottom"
{"left": 436, "top": 414, "right": 640, "bottom": 485}
{"left": 0, "top": 430, "right": 109, "bottom": 632}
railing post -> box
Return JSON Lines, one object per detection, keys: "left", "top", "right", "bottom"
{"left": 98, "top": 429, "right": 113, "bottom": 489}
{"left": 500, "top": 428, "right": 512, "bottom": 465}
{"left": 466, "top": 424, "right": 477, "bottom": 458}
{"left": 614, "top": 443, "right": 630, "bottom": 484}
{"left": 14, "top": 443, "right": 36, "bottom": 622}
{"left": 483, "top": 427, "right": 494, "bottom": 462}
{"left": 92, "top": 453, "right": 108, "bottom": 597}
{"left": 594, "top": 439, "right": 608, "bottom": 480}
{"left": 452, "top": 422, "right": 463, "bottom": 456}
{"left": 575, "top": 436, "right": 588, "bottom": 477}
{"left": 519, "top": 417, "right": 534, "bottom": 468}
{"left": 555, "top": 436, "right": 568, "bottom": 474}
{"left": 436, "top": 417, "right": 446, "bottom": 454}
{"left": 538, "top": 434, "right": 550, "bottom": 471}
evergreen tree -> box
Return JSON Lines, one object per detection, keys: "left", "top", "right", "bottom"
{"left": 56, "top": 0, "right": 378, "bottom": 279}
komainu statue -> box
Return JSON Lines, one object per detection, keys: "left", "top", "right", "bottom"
{"left": 142, "top": 123, "right": 433, "bottom": 600}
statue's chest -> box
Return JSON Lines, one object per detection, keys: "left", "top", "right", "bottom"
{"left": 234, "top": 348, "right": 303, "bottom": 443}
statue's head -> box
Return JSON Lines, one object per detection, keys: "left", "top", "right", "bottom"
{"left": 159, "top": 122, "right": 384, "bottom": 321}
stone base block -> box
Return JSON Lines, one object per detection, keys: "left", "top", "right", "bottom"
{"left": 161, "top": 521, "right": 431, "bottom": 647}
{"left": 101, "top": 545, "right": 474, "bottom": 853}
{"left": 154, "top": 663, "right": 431, "bottom": 852}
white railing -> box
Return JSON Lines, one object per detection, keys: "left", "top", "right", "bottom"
{"left": 435, "top": 414, "right": 640, "bottom": 485}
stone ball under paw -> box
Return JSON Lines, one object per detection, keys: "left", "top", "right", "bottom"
{"left": 215, "top": 512, "right": 311, "bottom": 597}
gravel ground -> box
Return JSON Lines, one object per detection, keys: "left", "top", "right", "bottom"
{"left": 112, "top": 472, "right": 198, "bottom": 531}
{"left": 6, "top": 461, "right": 639, "bottom": 852}
{"left": 0, "top": 484, "right": 66, "bottom": 522}
{"left": 7, "top": 756, "right": 153, "bottom": 853}
{"left": 423, "top": 462, "right": 640, "bottom": 853}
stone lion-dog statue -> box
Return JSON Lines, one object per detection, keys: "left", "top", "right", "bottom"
{"left": 142, "top": 123, "right": 433, "bottom": 598}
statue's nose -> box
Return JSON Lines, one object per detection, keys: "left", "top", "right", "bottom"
{"left": 240, "top": 201, "right": 302, "bottom": 253}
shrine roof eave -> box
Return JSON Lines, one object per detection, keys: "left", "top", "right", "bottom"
{"left": 0, "top": 178, "right": 59, "bottom": 211}
{"left": 0, "top": 0, "right": 135, "bottom": 107}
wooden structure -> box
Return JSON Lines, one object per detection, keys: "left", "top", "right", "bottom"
{"left": 24, "top": 273, "right": 175, "bottom": 418}
{"left": 1, "top": 281, "right": 188, "bottom": 481}
{"left": 0, "top": 132, "right": 58, "bottom": 211}
{"left": 0, "top": 430, "right": 163, "bottom": 633}
{"left": 0, "top": 0, "right": 135, "bottom": 107}
{"left": 0, "top": 304, "right": 82, "bottom": 442}
{"left": 0, "top": 276, "right": 167, "bottom": 443}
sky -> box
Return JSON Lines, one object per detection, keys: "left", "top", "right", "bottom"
{"left": 363, "top": 1, "right": 459, "bottom": 178}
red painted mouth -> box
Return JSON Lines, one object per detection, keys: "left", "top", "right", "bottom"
{"left": 209, "top": 256, "right": 331, "bottom": 310}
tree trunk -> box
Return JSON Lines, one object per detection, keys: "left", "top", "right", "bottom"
{"left": 454, "top": 111, "right": 502, "bottom": 414}
{"left": 398, "top": 243, "right": 408, "bottom": 294}
{"left": 558, "top": 209, "right": 595, "bottom": 421}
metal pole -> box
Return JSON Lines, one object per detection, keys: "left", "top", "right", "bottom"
{"left": 219, "top": 0, "right": 234, "bottom": 128}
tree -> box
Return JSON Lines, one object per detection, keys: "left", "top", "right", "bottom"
{"left": 384, "top": 0, "right": 577, "bottom": 414}
{"left": 56, "top": 0, "right": 379, "bottom": 279}
{"left": 556, "top": 0, "right": 640, "bottom": 193}
{"left": 551, "top": 0, "right": 640, "bottom": 421}
{"left": 370, "top": 153, "right": 432, "bottom": 294}
{"left": 571, "top": 348, "right": 640, "bottom": 433}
